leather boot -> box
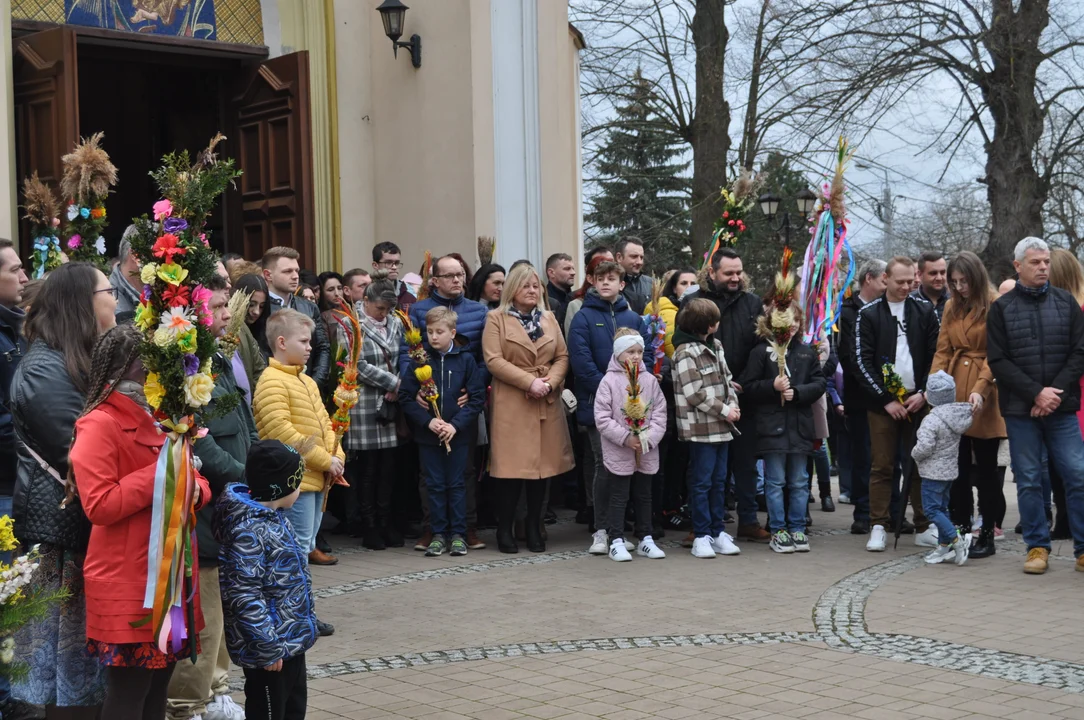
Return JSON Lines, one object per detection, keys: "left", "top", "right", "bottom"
{"left": 497, "top": 481, "right": 519, "bottom": 554}
{"left": 969, "top": 526, "right": 996, "bottom": 559}
{"left": 525, "top": 480, "right": 546, "bottom": 553}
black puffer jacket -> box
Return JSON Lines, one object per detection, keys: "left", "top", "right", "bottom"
{"left": 10, "top": 340, "right": 90, "bottom": 549}
{"left": 739, "top": 340, "right": 826, "bottom": 456}
{"left": 987, "top": 284, "right": 1084, "bottom": 417}
{"left": 853, "top": 294, "right": 939, "bottom": 412}
{"left": 680, "top": 279, "right": 761, "bottom": 381}
{"left": 837, "top": 293, "right": 868, "bottom": 410}
{"left": 0, "top": 304, "right": 27, "bottom": 493}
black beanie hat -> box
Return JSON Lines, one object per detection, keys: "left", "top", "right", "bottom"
{"left": 246, "top": 440, "right": 306, "bottom": 502}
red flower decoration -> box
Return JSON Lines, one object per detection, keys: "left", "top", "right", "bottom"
{"left": 162, "top": 284, "right": 191, "bottom": 308}
{"left": 152, "top": 234, "right": 188, "bottom": 264}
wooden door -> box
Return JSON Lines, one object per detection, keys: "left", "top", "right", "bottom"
{"left": 233, "top": 52, "right": 315, "bottom": 269}
{"left": 12, "top": 27, "right": 79, "bottom": 257}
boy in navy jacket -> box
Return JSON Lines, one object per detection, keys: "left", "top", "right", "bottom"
{"left": 400, "top": 306, "right": 486, "bottom": 557}
{"left": 567, "top": 260, "right": 651, "bottom": 535}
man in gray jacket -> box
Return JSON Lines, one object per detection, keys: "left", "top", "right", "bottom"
{"left": 109, "top": 227, "right": 143, "bottom": 315}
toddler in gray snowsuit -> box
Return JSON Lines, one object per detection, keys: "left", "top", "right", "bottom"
{"left": 911, "top": 370, "right": 973, "bottom": 565}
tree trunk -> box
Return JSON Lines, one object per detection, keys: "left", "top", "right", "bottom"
{"left": 978, "top": 0, "right": 1050, "bottom": 282}
{"left": 691, "top": 0, "right": 731, "bottom": 257}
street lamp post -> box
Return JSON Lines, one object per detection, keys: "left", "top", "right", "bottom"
{"left": 758, "top": 188, "right": 818, "bottom": 249}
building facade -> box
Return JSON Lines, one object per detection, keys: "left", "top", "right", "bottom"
{"left": 1, "top": 0, "right": 584, "bottom": 274}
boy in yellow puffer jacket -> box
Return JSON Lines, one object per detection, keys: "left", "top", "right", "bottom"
{"left": 253, "top": 308, "right": 346, "bottom": 577}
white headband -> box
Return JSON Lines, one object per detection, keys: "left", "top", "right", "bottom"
{"left": 613, "top": 334, "right": 645, "bottom": 358}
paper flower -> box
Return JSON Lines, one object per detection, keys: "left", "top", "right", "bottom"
{"left": 66, "top": 204, "right": 79, "bottom": 221}
{"left": 199, "top": 234, "right": 208, "bottom": 247}
{"left": 134, "top": 302, "right": 158, "bottom": 331}
{"left": 91, "top": 207, "right": 105, "bottom": 219}
{"left": 94, "top": 236, "right": 106, "bottom": 255}
{"left": 152, "top": 234, "right": 186, "bottom": 264}
{"left": 163, "top": 217, "right": 188, "bottom": 234}
{"left": 156, "top": 263, "right": 189, "bottom": 286}
{"left": 67, "top": 235, "right": 82, "bottom": 250}
{"left": 52, "top": 217, "right": 60, "bottom": 228}
{"left": 414, "top": 365, "right": 432, "bottom": 383}
{"left": 144, "top": 373, "right": 166, "bottom": 410}
{"left": 153, "top": 199, "right": 173, "bottom": 221}
{"left": 162, "top": 284, "right": 191, "bottom": 308}
{"left": 153, "top": 328, "right": 173, "bottom": 347}
{"left": 79, "top": 207, "right": 90, "bottom": 219}
{"left": 140, "top": 263, "right": 159, "bottom": 285}
{"left": 159, "top": 307, "right": 195, "bottom": 339}
{"left": 182, "top": 353, "right": 200, "bottom": 376}
{"left": 183, "top": 372, "right": 215, "bottom": 407}
{"left": 176, "top": 329, "right": 198, "bottom": 354}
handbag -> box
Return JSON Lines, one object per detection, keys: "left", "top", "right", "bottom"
{"left": 14, "top": 425, "right": 92, "bottom": 552}
{"left": 373, "top": 337, "right": 410, "bottom": 439}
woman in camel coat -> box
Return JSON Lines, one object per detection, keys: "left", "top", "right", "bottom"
{"left": 930, "top": 251, "right": 1006, "bottom": 556}
{"left": 483, "top": 264, "right": 574, "bottom": 554}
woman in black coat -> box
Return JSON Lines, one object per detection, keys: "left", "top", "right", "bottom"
{"left": 739, "top": 322, "right": 826, "bottom": 554}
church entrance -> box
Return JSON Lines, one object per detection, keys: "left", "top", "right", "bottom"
{"left": 12, "top": 25, "right": 317, "bottom": 268}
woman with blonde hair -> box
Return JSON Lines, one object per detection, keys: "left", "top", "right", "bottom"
{"left": 930, "top": 251, "right": 1005, "bottom": 558}
{"left": 482, "top": 264, "right": 574, "bottom": 553}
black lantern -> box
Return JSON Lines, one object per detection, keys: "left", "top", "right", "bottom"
{"left": 758, "top": 192, "right": 781, "bottom": 220}
{"left": 796, "top": 187, "right": 818, "bottom": 216}
{"left": 376, "top": 0, "right": 422, "bottom": 68}
{"left": 759, "top": 188, "right": 817, "bottom": 250}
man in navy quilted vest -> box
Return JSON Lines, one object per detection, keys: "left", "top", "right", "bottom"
{"left": 987, "top": 236, "right": 1084, "bottom": 575}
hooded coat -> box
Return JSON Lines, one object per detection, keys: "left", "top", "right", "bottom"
{"left": 215, "top": 483, "right": 318, "bottom": 668}
{"left": 910, "top": 402, "right": 974, "bottom": 480}
{"left": 593, "top": 356, "right": 667, "bottom": 475}
{"left": 739, "top": 340, "right": 826, "bottom": 456}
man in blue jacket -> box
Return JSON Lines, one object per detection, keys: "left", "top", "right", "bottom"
{"left": 404, "top": 255, "right": 490, "bottom": 550}
{"left": 568, "top": 260, "right": 651, "bottom": 535}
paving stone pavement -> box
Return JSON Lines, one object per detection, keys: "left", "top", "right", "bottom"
{"left": 228, "top": 482, "right": 1084, "bottom": 719}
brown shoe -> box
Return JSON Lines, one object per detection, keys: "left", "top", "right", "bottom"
{"left": 1076, "top": 555, "right": 1084, "bottom": 573}
{"left": 681, "top": 531, "right": 695, "bottom": 548}
{"left": 737, "top": 524, "right": 771, "bottom": 543}
{"left": 308, "top": 549, "right": 338, "bottom": 566}
{"left": 466, "top": 528, "right": 486, "bottom": 550}
{"left": 414, "top": 530, "right": 432, "bottom": 552}
{"left": 1023, "top": 547, "right": 1050, "bottom": 574}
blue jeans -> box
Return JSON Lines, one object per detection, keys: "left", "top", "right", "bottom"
{"left": 920, "top": 478, "right": 957, "bottom": 544}
{"left": 763, "top": 453, "right": 809, "bottom": 533}
{"left": 846, "top": 409, "right": 871, "bottom": 522}
{"left": 1005, "top": 414, "right": 1084, "bottom": 556}
{"left": 687, "top": 442, "right": 729, "bottom": 537}
{"left": 285, "top": 491, "right": 322, "bottom": 555}
{"left": 419, "top": 443, "right": 468, "bottom": 537}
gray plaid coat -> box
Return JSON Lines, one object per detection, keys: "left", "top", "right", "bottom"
{"left": 338, "top": 312, "right": 404, "bottom": 451}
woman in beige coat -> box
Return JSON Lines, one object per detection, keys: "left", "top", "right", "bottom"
{"left": 483, "top": 264, "right": 574, "bottom": 554}
{"left": 930, "top": 251, "right": 1006, "bottom": 557}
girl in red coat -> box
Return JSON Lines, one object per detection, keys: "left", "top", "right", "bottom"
{"left": 69, "top": 324, "right": 211, "bottom": 720}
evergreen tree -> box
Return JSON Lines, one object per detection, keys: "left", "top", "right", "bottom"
{"left": 585, "top": 69, "right": 691, "bottom": 273}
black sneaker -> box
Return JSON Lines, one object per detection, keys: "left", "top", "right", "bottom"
{"left": 851, "top": 520, "right": 870, "bottom": 535}
{"left": 316, "top": 619, "right": 335, "bottom": 637}
{"left": 544, "top": 509, "right": 558, "bottom": 525}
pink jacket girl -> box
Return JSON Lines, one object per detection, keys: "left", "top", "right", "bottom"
{"left": 594, "top": 354, "right": 667, "bottom": 476}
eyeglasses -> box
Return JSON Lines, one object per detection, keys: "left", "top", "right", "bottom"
{"left": 435, "top": 272, "right": 466, "bottom": 281}
{"left": 94, "top": 287, "right": 118, "bottom": 299}
{"left": 379, "top": 260, "right": 404, "bottom": 269}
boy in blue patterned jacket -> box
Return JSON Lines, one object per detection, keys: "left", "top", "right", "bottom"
{"left": 216, "top": 440, "right": 318, "bottom": 720}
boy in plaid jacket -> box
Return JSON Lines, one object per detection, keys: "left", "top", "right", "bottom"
{"left": 671, "top": 298, "right": 742, "bottom": 559}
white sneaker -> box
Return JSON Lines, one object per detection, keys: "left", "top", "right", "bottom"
{"left": 589, "top": 530, "right": 608, "bottom": 555}
{"left": 866, "top": 525, "right": 887, "bottom": 552}
{"left": 838, "top": 492, "right": 851, "bottom": 504}
{"left": 691, "top": 536, "right": 717, "bottom": 558}
{"left": 914, "top": 526, "right": 939, "bottom": 548}
{"left": 923, "top": 544, "right": 954, "bottom": 564}
{"left": 624, "top": 539, "right": 635, "bottom": 552}
{"left": 609, "top": 538, "right": 632, "bottom": 562}
{"left": 206, "top": 694, "right": 245, "bottom": 720}
{"left": 636, "top": 536, "right": 666, "bottom": 559}
{"left": 952, "top": 533, "right": 969, "bottom": 566}
{"left": 711, "top": 532, "right": 741, "bottom": 556}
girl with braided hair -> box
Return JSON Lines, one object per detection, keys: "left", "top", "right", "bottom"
{"left": 69, "top": 325, "right": 211, "bottom": 720}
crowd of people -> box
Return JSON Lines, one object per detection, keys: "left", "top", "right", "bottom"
{"left": 0, "top": 229, "right": 1082, "bottom": 720}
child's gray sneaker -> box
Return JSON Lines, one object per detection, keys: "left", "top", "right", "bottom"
{"left": 450, "top": 535, "right": 468, "bottom": 556}
{"left": 769, "top": 530, "right": 795, "bottom": 554}
{"left": 425, "top": 534, "right": 447, "bottom": 557}
{"left": 924, "top": 544, "right": 954, "bottom": 564}
{"left": 952, "top": 532, "right": 969, "bottom": 566}
{"left": 791, "top": 531, "right": 810, "bottom": 552}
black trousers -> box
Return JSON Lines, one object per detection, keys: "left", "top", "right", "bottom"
{"left": 101, "top": 664, "right": 176, "bottom": 720}
{"left": 949, "top": 436, "right": 1004, "bottom": 529}
{"left": 243, "top": 653, "right": 307, "bottom": 720}
{"left": 350, "top": 447, "right": 397, "bottom": 530}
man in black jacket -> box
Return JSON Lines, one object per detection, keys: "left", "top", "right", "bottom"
{"left": 545, "top": 252, "right": 576, "bottom": 332}
{"left": 853, "top": 256, "right": 940, "bottom": 552}
{"left": 261, "top": 245, "right": 330, "bottom": 388}
{"left": 681, "top": 248, "right": 770, "bottom": 541}
{"left": 987, "top": 237, "right": 1084, "bottom": 575}
{"left": 910, "top": 251, "right": 949, "bottom": 322}
{"left": 837, "top": 258, "right": 886, "bottom": 534}
{"left": 616, "top": 237, "right": 652, "bottom": 315}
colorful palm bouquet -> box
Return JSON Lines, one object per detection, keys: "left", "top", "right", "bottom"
{"left": 323, "top": 302, "right": 362, "bottom": 511}
{"left": 882, "top": 363, "right": 908, "bottom": 418}
{"left": 704, "top": 171, "right": 761, "bottom": 268}
{"left": 622, "top": 361, "right": 650, "bottom": 468}
{"left": 398, "top": 309, "right": 450, "bottom": 452}
{"left": 0, "top": 516, "right": 68, "bottom": 681}
{"left": 60, "top": 132, "right": 116, "bottom": 269}
{"left": 21, "top": 172, "right": 63, "bottom": 279}
{"left": 643, "top": 278, "right": 666, "bottom": 376}
{"left": 756, "top": 249, "right": 799, "bottom": 406}
{"left": 127, "top": 133, "right": 240, "bottom": 659}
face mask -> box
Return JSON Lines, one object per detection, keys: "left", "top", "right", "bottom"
{"left": 680, "top": 284, "right": 699, "bottom": 299}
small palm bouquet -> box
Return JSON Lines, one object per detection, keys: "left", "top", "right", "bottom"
{"left": 323, "top": 302, "right": 361, "bottom": 510}
{"left": 22, "top": 172, "right": 63, "bottom": 279}
{"left": 756, "top": 249, "right": 798, "bottom": 406}
{"left": 622, "top": 361, "right": 650, "bottom": 468}
{"left": 0, "top": 517, "right": 69, "bottom": 681}
{"left": 882, "top": 363, "right": 908, "bottom": 419}
{"left": 643, "top": 278, "right": 666, "bottom": 376}
{"left": 397, "top": 310, "right": 450, "bottom": 452}
{"left": 216, "top": 289, "right": 253, "bottom": 360}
